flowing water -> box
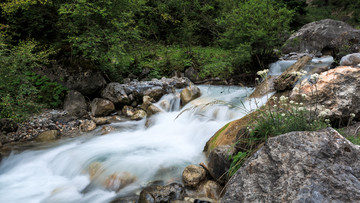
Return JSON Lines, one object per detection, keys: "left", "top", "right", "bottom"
{"left": 0, "top": 86, "right": 271, "bottom": 203}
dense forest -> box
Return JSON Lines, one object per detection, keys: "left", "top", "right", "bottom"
{"left": 1, "top": 0, "right": 359, "bottom": 121}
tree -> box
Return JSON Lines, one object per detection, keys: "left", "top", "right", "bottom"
{"left": 218, "top": 0, "right": 293, "bottom": 72}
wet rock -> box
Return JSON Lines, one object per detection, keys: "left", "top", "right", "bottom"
{"left": 101, "top": 125, "right": 115, "bottom": 135}
{"left": 104, "top": 172, "right": 137, "bottom": 192}
{"left": 138, "top": 183, "right": 185, "bottom": 203}
{"left": 196, "top": 180, "right": 222, "bottom": 200}
{"left": 180, "top": 85, "right": 201, "bottom": 106}
{"left": 273, "top": 55, "right": 312, "bottom": 91}
{"left": 80, "top": 120, "right": 97, "bottom": 132}
{"left": 290, "top": 66, "right": 360, "bottom": 124}
{"left": 143, "top": 86, "right": 165, "bottom": 101}
{"left": 249, "top": 76, "right": 277, "bottom": 98}
{"left": 207, "top": 145, "right": 232, "bottom": 185}
{"left": 88, "top": 162, "right": 104, "bottom": 180}
{"left": 204, "top": 112, "right": 255, "bottom": 155}
{"left": 35, "top": 130, "right": 59, "bottom": 142}
{"left": 282, "top": 19, "right": 360, "bottom": 56}
{"left": 182, "top": 165, "right": 207, "bottom": 188}
{"left": 146, "top": 104, "right": 162, "bottom": 117}
{"left": 222, "top": 128, "right": 360, "bottom": 203}
{"left": 159, "top": 100, "right": 171, "bottom": 111}
{"left": 131, "top": 110, "right": 147, "bottom": 120}
{"left": 0, "top": 118, "right": 18, "bottom": 133}
{"left": 340, "top": 53, "right": 360, "bottom": 66}
{"left": 90, "top": 98, "right": 115, "bottom": 117}
{"left": 63, "top": 90, "right": 88, "bottom": 117}
{"left": 122, "top": 106, "right": 135, "bottom": 117}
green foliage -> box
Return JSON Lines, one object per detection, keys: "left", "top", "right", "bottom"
{"left": 0, "top": 37, "right": 66, "bottom": 122}
{"left": 130, "top": 44, "right": 233, "bottom": 79}
{"left": 228, "top": 151, "right": 248, "bottom": 177}
{"left": 346, "top": 136, "right": 360, "bottom": 145}
{"left": 217, "top": 0, "right": 293, "bottom": 73}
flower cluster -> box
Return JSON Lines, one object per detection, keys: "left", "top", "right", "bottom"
{"left": 291, "top": 70, "right": 307, "bottom": 77}
{"left": 257, "top": 69, "right": 269, "bottom": 78}
{"left": 310, "top": 73, "right": 320, "bottom": 81}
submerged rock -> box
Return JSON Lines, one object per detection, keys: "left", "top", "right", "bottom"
{"left": 138, "top": 183, "right": 185, "bottom": 203}
{"left": 182, "top": 165, "right": 207, "bottom": 188}
{"left": 222, "top": 128, "right": 360, "bottom": 203}
{"left": 90, "top": 98, "right": 115, "bottom": 117}
{"left": 101, "top": 125, "right": 115, "bottom": 135}
{"left": 180, "top": 85, "right": 201, "bottom": 106}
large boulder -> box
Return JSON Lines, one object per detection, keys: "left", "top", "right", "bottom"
{"left": 63, "top": 90, "right": 88, "bottom": 117}
{"left": 340, "top": 53, "right": 360, "bottom": 66}
{"left": 290, "top": 66, "right": 360, "bottom": 124}
{"left": 282, "top": 19, "right": 360, "bottom": 56}
{"left": 138, "top": 183, "right": 185, "bottom": 203}
{"left": 101, "top": 82, "right": 130, "bottom": 105}
{"left": 273, "top": 55, "right": 312, "bottom": 91}
{"left": 207, "top": 145, "right": 232, "bottom": 185}
{"left": 180, "top": 85, "right": 201, "bottom": 106}
{"left": 90, "top": 98, "right": 115, "bottom": 117}
{"left": 222, "top": 128, "right": 360, "bottom": 203}
{"left": 182, "top": 165, "right": 207, "bottom": 188}
{"left": 80, "top": 119, "right": 97, "bottom": 132}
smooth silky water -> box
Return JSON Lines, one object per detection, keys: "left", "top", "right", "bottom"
{"left": 0, "top": 55, "right": 334, "bottom": 203}
{"left": 0, "top": 85, "right": 273, "bottom": 203}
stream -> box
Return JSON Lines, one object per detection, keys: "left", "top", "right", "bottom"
{"left": 0, "top": 56, "right": 334, "bottom": 203}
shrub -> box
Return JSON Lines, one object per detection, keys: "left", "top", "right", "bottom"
{"left": 0, "top": 37, "right": 66, "bottom": 122}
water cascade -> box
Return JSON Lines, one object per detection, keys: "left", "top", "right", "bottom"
{"left": 0, "top": 86, "right": 272, "bottom": 203}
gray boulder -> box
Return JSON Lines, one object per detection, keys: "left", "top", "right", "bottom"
{"left": 101, "top": 82, "right": 130, "bottom": 105}
{"left": 207, "top": 145, "right": 232, "bottom": 185}
{"left": 138, "top": 183, "right": 185, "bottom": 203}
{"left": 90, "top": 98, "right": 115, "bottom": 117}
{"left": 340, "top": 53, "right": 360, "bottom": 66}
{"left": 222, "top": 128, "right": 360, "bottom": 203}
{"left": 282, "top": 19, "right": 360, "bottom": 55}
{"left": 182, "top": 165, "right": 207, "bottom": 188}
{"left": 35, "top": 130, "right": 59, "bottom": 142}
{"left": 63, "top": 90, "right": 88, "bottom": 117}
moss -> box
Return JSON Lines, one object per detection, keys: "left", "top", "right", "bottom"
{"left": 210, "top": 122, "right": 230, "bottom": 150}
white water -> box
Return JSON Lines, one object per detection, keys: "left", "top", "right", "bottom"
{"left": 0, "top": 86, "right": 271, "bottom": 203}
{"left": 268, "top": 56, "right": 334, "bottom": 75}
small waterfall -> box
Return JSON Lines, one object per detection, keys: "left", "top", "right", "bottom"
{"left": 269, "top": 56, "right": 334, "bottom": 75}
{"left": 0, "top": 85, "right": 264, "bottom": 203}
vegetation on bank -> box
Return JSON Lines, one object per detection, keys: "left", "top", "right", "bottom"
{"left": 0, "top": 0, "right": 359, "bottom": 121}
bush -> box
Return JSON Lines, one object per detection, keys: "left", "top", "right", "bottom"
{"left": 0, "top": 38, "right": 66, "bottom": 122}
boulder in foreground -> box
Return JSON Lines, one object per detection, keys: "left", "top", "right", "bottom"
{"left": 222, "top": 128, "right": 360, "bottom": 202}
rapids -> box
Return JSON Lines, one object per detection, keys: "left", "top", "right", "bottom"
{"left": 0, "top": 86, "right": 270, "bottom": 203}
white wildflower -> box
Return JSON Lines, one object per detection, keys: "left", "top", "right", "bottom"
{"left": 325, "top": 119, "right": 330, "bottom": 123}
{"left": 281, "top": 113, "right": 286, "bottom": 117}
{"left": 293, "top": 87, "right": 299, "bottom": 92}
{"left": 301, "top": 94, "right": 307, "bottom": 98}
{"left": 350, "top": 113, "right": 356, "bottom": 118}
{"left": 298, "top": 107, "right": 305, "bottom": 111}
{"left": 319, "top": 111, "right": 327, "bottom": 117}
{"left": 273, "top": 105, "right": 277, "bottom": 108}
{"left": 290, "top": 100, "right": 295, "bottom": 104}
{"left": 299, "top": 102, "right": 303, "bottom": 106}
{"left": 325, "top": 109, "right": 331, "bottom": 113}
{"left": 310, "top": 73, "right": 319, "bottom": 81}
